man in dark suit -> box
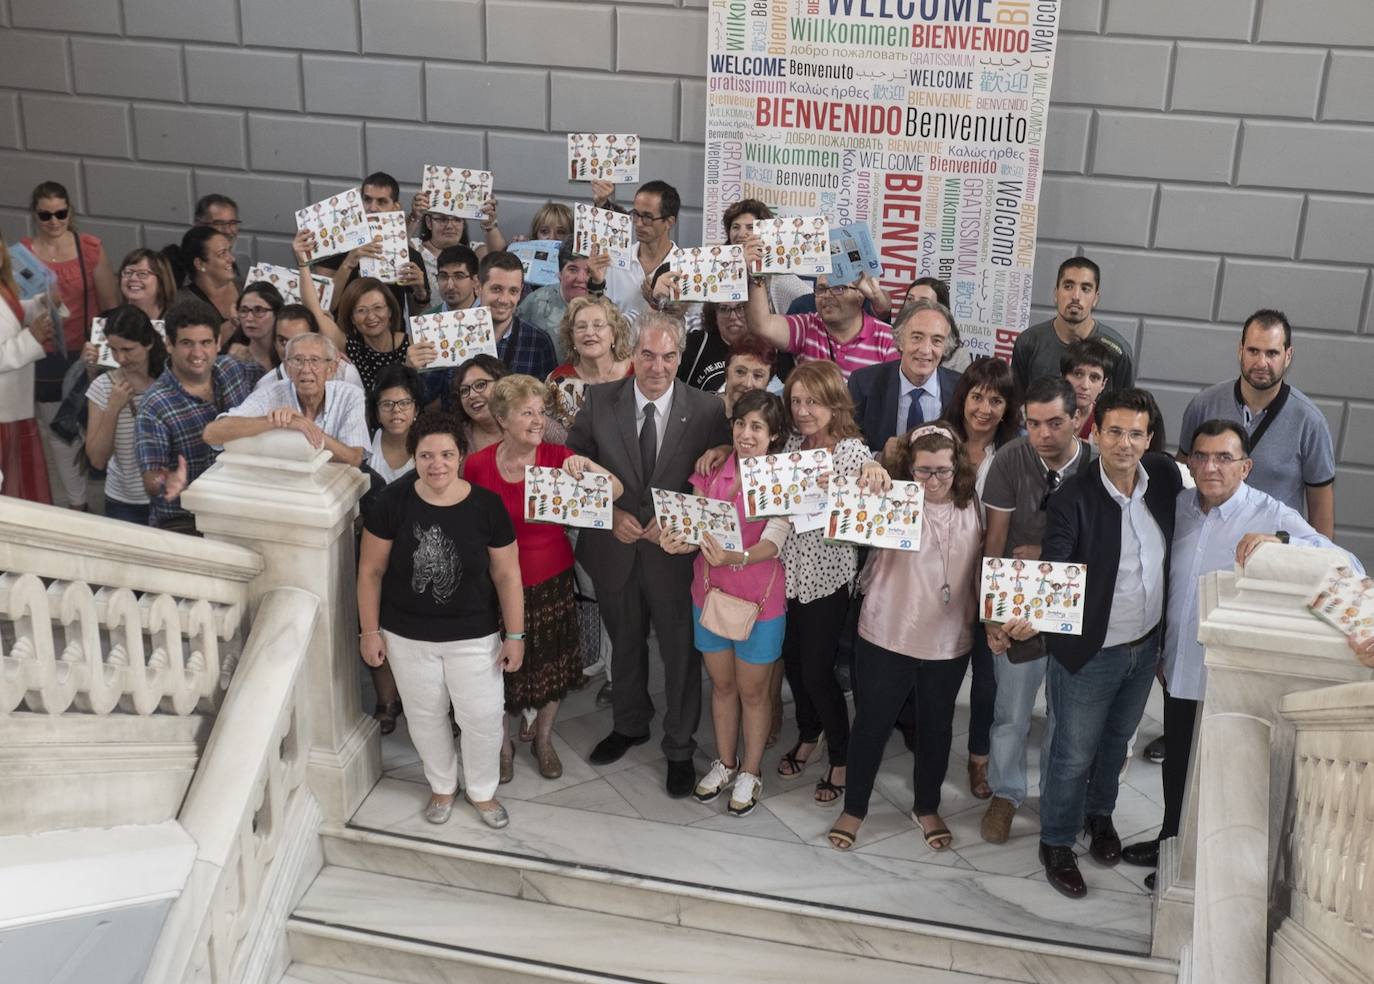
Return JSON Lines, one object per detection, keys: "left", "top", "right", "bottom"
{"left": 991, "top": 387, "right": 1182, "bottom": 899}
{"left": 848, "top": 298, "right": 961, "bottom": 455}
{"left": 568, "top": 312, "right": 732, "bottom": 797}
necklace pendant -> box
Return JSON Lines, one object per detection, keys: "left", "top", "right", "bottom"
{"left": 941, "top": 583, "right": 951, "bottom": 605}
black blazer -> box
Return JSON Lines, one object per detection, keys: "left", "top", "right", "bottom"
{"left": 1041, "top": 451, "right": 1183, "bottom": 672}
{"left": 566, "top": 377, "right": 732, "bottom": 591}
{"left": 848, "top": 361, "right": 962, "bottom": 452}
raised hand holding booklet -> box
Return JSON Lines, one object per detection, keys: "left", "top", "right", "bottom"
{"left": 421, "top": 165, "right": 493, "bottom": 219}
{"left": 979, "top": 558, "right": 1086, "bottom": 635}
{"left": 572, "top": 203, "right": 634, "bottom": 272}
{"left": 359, "top": 211, "right": 409, "bottom": 284}
{"left": 669, "top": 245, "right": 748, "bottom": 303}
{"left": 740, "top": 449, "right": 833, "bottom": 519}
{"left": 408, "top": 307, "right": 496, "bottom": 369}
{"left": 568, "top": 132, "right": 640, "bottom": 183}
{"left": 824, "top": 476, "right": 924, "bottom": 551}
{"left": 294, "top": 187, "right": 371, "bottom": 261}
{"left": 653, "top": 489, "right": 745, "bottom": 553}
{"left": 754, "top": 215, "right": 831, "bottom": 276}
{"left": 244, "top": 262, "right": 335, "bottom": 311}
{"left": 524, "top": 465, "right": 614, "bottom": 530}
{"left": 829, "top": 223, "right": 882, "bottom": 286}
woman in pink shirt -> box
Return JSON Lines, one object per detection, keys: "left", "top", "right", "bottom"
{"left": 659, "top": 390, "right": 790, "bottom": 818}
{"left": 828, "top": 424, "right": 984, "bottom": 852}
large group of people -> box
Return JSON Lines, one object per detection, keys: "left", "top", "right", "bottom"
{"left": 3, "top": 164, "right": 1372, "bottom": 901}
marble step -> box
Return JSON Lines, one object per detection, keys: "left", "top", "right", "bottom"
{"left": 289, "top": 865, "right": 1028, "bottom": 984}
{"left": 317, "top": 825, "right": 1178, "bottom": 984}
{"left": 282, "top": 966, "right": 410, "bottom": 984}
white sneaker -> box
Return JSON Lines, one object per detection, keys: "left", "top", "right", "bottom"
{"left": 693, "top": 758, "right": 736, "bottom": 803}
{"left": 728, "top": 772, "right": 761, "bottom": 817}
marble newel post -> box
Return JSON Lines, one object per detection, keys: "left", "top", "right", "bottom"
{"left": 1151, "top": 542, "right": 1373, "bottom": 961}
{"left": 182, "top": 431, "right": 379, "bottom": 822}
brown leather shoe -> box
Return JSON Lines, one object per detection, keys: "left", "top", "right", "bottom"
{"left": 499, "top": 740, "right": 514, "bottom": 784}
{"left": 533, "top": 737, "right": 563, "bottom": 779}
{"left": 1040, "top": 842, "right": 1087, "bottom": 899}
{"left": 1084, "top": 814, "right": 1121, "bottom": 866}
{"left": 967, "top": 757, "right": 991, "bottom": 799}
{"left": 980, "top": 796, "right": 1016, "bottom": 844}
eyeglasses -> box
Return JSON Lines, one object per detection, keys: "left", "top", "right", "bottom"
{"left": 1038, "top": 469, "right": 1063, "bottom": 512}
{"left": 429, "top": 215, "right": 464, "bottom": 225}
{"left": 1189, "top": 451, "right": 1244, "bottom": 467}
{"left": 354, "top": 304, "right": 390, "bottom": 320}
{"left": 36, "top": 208, "right": 70, "bottom": 221}
{"left": 121, "top": 268, "right": 154, "bottom": 281}
{"left": 209, "top": 219, "right": 242, "bottom": 232}
{"left": 286, "top": 356, "right": 329, "bottom": 369}
{"left": 379, "top": 398, "right": 416, "bottom": 413}
{"left": 717, "top": 304, "right": 746, "bottom": 316}
{"left": 458, "top": 379, "right": 492, "bottom": 398}
{"left": 818, "top": 285, "right": 856, "bottom": 297}
{"left": 628, "top": 210, "right": 669, "bottom": 224}
{"left": 437, "top": 271, "right": 472, "bottom": 282}
{"left": 913, "top": 467, "right": 954, "bottom": 480}
{"left": 1100, "top": 426, "right": 1149, "bottom": 444}
{"left": 236, "top": 305, "right": 273, "bottom": 319}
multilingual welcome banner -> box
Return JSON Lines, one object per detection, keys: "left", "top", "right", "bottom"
{"left": 704, "top": 0, "right": 1060, "bottom": 358}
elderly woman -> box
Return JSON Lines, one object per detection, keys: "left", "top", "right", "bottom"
{"left": 516, "top": 238, "right": 594, "bottom": 362}
{"left": 116, "top": 248, "right": 176, "bottom": 322}
{"left": 82, "top": 306, "right": 168, "bottom": 524}
{"left": 465, "top": 375, "right": 622, "bottom": 780}
{"left": 546, "top": 295, "right": 633, "bottom": 426}
{"left": 722, "top": 337, "right": 778, "bottom": 416}
{"left": 0, "top": 234, "right": 56, "bottom": 502}
{"left": 358, "top": 410, "right": 526, "bottom": 828}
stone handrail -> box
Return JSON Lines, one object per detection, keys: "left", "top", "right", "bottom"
{"left": 1270, "top": 679, "right": 1374, "bottom": 982}
{"left": 0, "top": 496, "right": 263, "bottom": 718}
{"left": 142, "top": 587, "right": 322, "bottom": 984}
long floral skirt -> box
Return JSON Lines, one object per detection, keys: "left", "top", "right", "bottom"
{"left": 504, "top": 569, "right": 584, "bottom": 713}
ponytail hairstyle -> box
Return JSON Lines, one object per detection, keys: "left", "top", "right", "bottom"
{"left": 101, "top": 303, "right": 169, "bottom": 378}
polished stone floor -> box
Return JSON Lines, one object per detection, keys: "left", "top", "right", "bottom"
{"left": 354, "top": 656, "right": 1164, "bottom": 953}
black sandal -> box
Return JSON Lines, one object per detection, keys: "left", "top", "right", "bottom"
{"left": 374, "top": 700, "right": 402, "bottom": 736}
{"left": 814, "top": 766, "right": 845, "bottom": 805}
{"left": 777, "top": 738, "right": 815, "bottom": 778}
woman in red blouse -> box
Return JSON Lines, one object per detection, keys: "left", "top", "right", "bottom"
{"left": 465, "top": 374, "right": 622, "bottom": 781}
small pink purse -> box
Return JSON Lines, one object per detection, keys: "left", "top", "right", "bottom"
{"left": 699, "top": 563, "right": 778, "bottom": 642}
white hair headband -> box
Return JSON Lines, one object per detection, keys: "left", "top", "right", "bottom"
{"left": 908, "top": 423, "right": 954, "bottom": 443}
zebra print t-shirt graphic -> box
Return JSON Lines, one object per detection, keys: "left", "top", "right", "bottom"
{"left": 410, "top": 522, "right": 460, "bottom": 603}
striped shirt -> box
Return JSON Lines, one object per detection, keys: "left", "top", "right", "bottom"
{"left": 86, "top": 372, "right": 148, "bottom": 505}
{"left": 785, "top": 312, "right": 897, "bottom": 379}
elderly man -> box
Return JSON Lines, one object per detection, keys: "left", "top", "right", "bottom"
{"left": 848, "top": 298, "right": 961, "bottom": 451}
{"left": 567, "top": 312, "right": 732, "bottom": 797}
{"left": 203, "top": 333, "right": 369, "bottom": 466}
{"left": 1118, "top": 418, "right": 1363, "bottom": 888}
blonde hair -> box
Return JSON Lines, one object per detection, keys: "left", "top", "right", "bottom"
{"left": 489, "top": 373, "right": 551, "bottom": 425}
{"left": 529, "top": 202, "right": 573, "bottom": 240}
{"left": 559, "top": 295, "right": 632, "bottom": 365}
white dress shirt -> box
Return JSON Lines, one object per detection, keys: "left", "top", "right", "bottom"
{"left": 896, "top": 367, "right": 942, "bottom": 437}
{"left": 633, "top": 381, "right": 674, "bottom": 457}
{"left": 1101, "top": 463, "right": 1167, "bottom": 647}
{"left": 1163, "top": 483, "right": 1359, "bottom": 701}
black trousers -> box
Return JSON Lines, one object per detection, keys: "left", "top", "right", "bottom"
{"left": 1160, "top": 690, "right": 1199, "bottom": 840}
{"left": 781, "top": 586, "right": 852, "bottom": 766}
{"left": 845, "top": 635, "right": 972, "bottom": 818}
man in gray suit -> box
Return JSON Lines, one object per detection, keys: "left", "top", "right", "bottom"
{"left": 568, "top": 312, "right": 732, "bottom": 797}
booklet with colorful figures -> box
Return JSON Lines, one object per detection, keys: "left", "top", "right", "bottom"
{"left": 669, "top": 245, "right": 748, "bottom": 303}
{"left": 754, "top": 215, "right": 831, "bottom": 277}
{"left": 359, "top": 211, "right": 409, "bottom": 284}
{"left": 90, "top": 317, "right": 167, "bottom": 369}
{"left": 828, "top": 222, "right": 882, "bottom": 286}
{"left": 567, "top": 132, "right": 640, "bottom": 183}
{"left": 824, "top": 476, "right": 924, "bottom": 551}
{"left": 652, "top": 488, "right": 745, "bottom": 553}
{"left": 572, "top": 203, "right": 634, "bottom": 272}
{"left": 524, "top": 465, "right": 614, "bottom": 530}
{"left": 979, "top": 558, "right": 1086, "bottom": 635}
{"left": 294, "top": 187, "right": 371, "bottom": 261}
{"left": 549, "top": 375, "right": 588, "bottom": 426}
{"left": 243, "top": 262, "right": 336, "bottom": 311}
{"left": 739, "top": 448, "right": 833, "bottom": 519}
{"left": 408, "top": 307, "right": 497, "bottom": 369}
{"left": 1307, "top": 564, "right": 1374, "bottom": 645}
{"left": 421, "top": 165, "right": 493, "bottom": 219}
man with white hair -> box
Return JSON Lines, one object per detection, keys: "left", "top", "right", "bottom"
{"left": 203, "top": 332, "right": 369, "bottom": 466}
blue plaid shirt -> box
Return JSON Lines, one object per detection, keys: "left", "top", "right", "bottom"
{"left": 135, "top": 356, "right": 264, "bottom": 526}
{"left": 496, "top": 316, "right": 558, "bottom": 380}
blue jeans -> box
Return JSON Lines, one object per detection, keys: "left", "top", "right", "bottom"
{"left": 987, "top": 654, "right": 1052, "bottom": 807}
{"left": 103, "top": 497, "right": 150, "bottom": 525}
{"left": 1039, "top": 629, "right": 1160, "bottom": 847}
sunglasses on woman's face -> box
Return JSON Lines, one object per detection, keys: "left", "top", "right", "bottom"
{"left": 36, "top": 208, "right": 70, "bottom": 222}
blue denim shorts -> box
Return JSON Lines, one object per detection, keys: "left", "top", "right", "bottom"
{"left": 692, "top": 606, "right": 784, "bottom": 664}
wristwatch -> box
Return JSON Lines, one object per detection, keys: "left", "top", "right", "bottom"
{"left": 1274, "top": 530, "right": 1290, "bottom": 545}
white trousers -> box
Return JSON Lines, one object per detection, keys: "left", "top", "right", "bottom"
{"left": 34, "top": 401, "right": 87, "bottom": 508}
{"left": 383, "top": 630, "right": 505, "bottom": 801}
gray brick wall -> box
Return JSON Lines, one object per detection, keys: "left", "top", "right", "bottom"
{"left": 0, "top": 0, "right": 1370, "bottom": 563}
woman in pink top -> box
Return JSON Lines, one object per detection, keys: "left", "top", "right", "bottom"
{"left": 659, "top": 390, "right": 790, "bottom": 818}
{"left": 828, "top": 424, "right": 984, "bottom": 853}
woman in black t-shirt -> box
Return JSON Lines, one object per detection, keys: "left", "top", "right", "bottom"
{"left": 358, "top": 411, "right": 526, "bottom": 829}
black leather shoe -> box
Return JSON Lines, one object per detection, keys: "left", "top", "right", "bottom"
{"left": 1039, "top": 842, "right": 1087, "bottom": 899}
{"left": 1121, "top": 838, "right": 1160, "bottom": 868}
{"left": 1083, "top": 814, "right": 1121, "bottom": 866}
{"left": 589, "top": 730, "right": 650, "bottom": 766}
{"left": 1145, "top": 872, "right": 1157, "bottom": 891}
{"left": 666, "top": 759, "right": 696, "bottom": 798}
{"left": 1144, "top": 735, "right": 1166, "bottom": 763}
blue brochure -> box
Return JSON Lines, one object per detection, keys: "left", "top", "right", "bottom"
{"left": 8, "top": 243, "right": 55, "bottom": 300}
{"left": 509, "top": 240, "right": 562, "bottom": 287}
{"left": 828, "top": 224, "right": 882, "bottom": 286}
